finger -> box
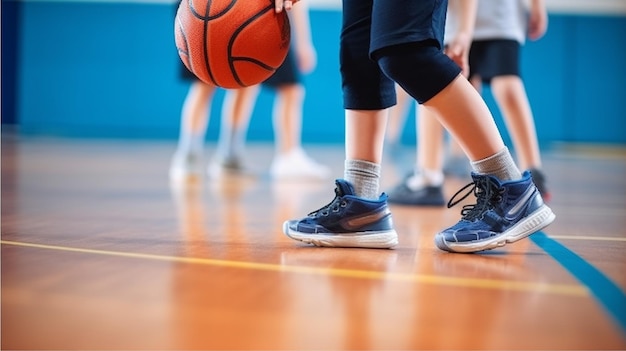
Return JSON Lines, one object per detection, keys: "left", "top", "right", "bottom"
{"left": 275, "top": 0, "right": 284, "bottom": 12}
{"left": 447, "top": 44, "right": 460, "bottom": 57}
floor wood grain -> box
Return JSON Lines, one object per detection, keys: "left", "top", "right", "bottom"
{"left": 2, "top": 133, "right": 625, "bottom": 350}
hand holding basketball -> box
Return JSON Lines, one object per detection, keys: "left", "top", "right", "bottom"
{"left": 274, "top": 0, "right": 299, "bottom": 12}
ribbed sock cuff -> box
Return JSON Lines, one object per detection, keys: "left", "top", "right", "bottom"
{"left": 470, "top": 147, "right": 522, "bottom": 181}
{"left": 344, "top": 159, "right": 381, "bottom": 199}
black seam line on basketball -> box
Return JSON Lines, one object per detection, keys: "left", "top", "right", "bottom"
{"left": 231, "top": 57, "right": 275, "bottom": 71}
{"left": 228, "top": 3, "right": 276, "bottom": 87}
{"left": 188, "top": 0, "right": 235, "bottom": 21}
{"left": 187, "top": 0, "right": 236, "bottom": 85}
{"left": 201, "top": 0, "right": 218, "bottom": 85}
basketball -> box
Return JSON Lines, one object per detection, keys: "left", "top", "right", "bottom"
{"left": 175, "top": 0, "right": 291, "bottom": 89}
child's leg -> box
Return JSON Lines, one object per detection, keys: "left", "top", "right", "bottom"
{"left": 269, "top": 82, "right": 331, "bottom": 180}
{"left": 374, "top": 40, "right": 519, "bottom": 180}
{"left": 264, "top": 47, "right": 330, "bottom": 180}
{"left": 272, "top": 83, "right": 304, "bottom": 155}
{"left": 420, "top": 75, "right": 521, "bottom": 181}
{"left": 424, "top": 75, "right": 507, "bottom": 162}
{"left": 177, "top": 81, "right": 214, "bottom": 155}
{"left": 417, "top": 106, "right": 446, "bottom": 183}
{"left": 469, "top": 39, "right": 550, "bottom": 200}
{"left": 170, "top": 81, "right": 216, "bottom": 181}
{"left": 344, "top": 109, "right": 388, "bottom": 200}
{"left": 377, "top": 43, "right": 554, "bottom": 253}
{"left": 282, "top": 0, "right": 399, "bottom": 248}
{"left": 491, "top": 76, "right": 542, "bottom": 170}
{"left": 386, "top": 105, "right": 447, "bottom": 206}
{"left": 283, "top": 108, "right": 396, "bottom": 248}
{"left": 214, "top": 85, "right": 259, "bottom": 164}
{"left": 385, "top": 84, "right": 412, "bottom": 147}
{"left": 345, "top": 109, "right": 388, "bottom": 164}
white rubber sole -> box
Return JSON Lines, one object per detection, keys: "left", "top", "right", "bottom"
{"left": 435, "top": 204, "right": 556, "bottom": 253}
{"left": 283, "top": 221, "right": 399, "bottom": 249}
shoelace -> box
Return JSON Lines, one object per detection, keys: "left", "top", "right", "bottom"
{"left": 307, "top": 186, "right": 346, "bottom": 217}
{"left": 447, "top": 176, "right": 504, "bottom": 221}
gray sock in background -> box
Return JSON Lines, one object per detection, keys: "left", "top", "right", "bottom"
{"left": 177, "top": 131, "right": 204, "bottom": 155}
{"left": 216, "top": 125, "right": 246, "bottom": 161}
{"left": 344, "top": 159, "right": 381, "bottom": 199}
{"left": 470, "top": 147, "right": 522, "bottom": 181}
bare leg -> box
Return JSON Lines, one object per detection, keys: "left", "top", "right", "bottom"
{"left": 417, "top": 105, "right": 446, "bottom": 174}
{"left": 272, "top": 83, "right": 304, "bottom": 155}
{"left": 215, "top": 85, "right": 260, "bottom": 162}
{"left": 177, "top": 81, "right": 215, "bottom": 154}
{"left": 385, "top": 104, "right": 446, "bottom": 206}
{"left": 385, "top": 85, "right": 412, "bottom": 147}
{"left": 269, "top": 83, "right": 331, "bottom": 180}
{"left": 423, "top": 75, "right": 505, "bottom": 161}
{"left": 345, "top": 109, "right": 388, "bottom": 164}
{"left": 343, "top": 109, "right": 388, "bottom": 199}
{"left": 170, "top": 81, "right": 216, "bottom": 181}
{"left": 491, "top": 75, "right": 542, "bottom": 170}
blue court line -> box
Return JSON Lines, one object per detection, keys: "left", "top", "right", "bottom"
{"left": 531, "top": 232, "right": 626, "bottom": 335}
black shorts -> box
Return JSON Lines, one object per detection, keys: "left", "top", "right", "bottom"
{"left": 340, "top": 0, "right": 449, "bottom": 109}
{"left": 469, "top": 39, "right": 521, "bottom": 84}
{"left": 178, "top": 49, "right": 300, "bottom": 87}
{"left": 262, "top": 48, "right": 300, "bottom": 87}
{"left": 179, "top": 60, "right": 198, "bottom": 81}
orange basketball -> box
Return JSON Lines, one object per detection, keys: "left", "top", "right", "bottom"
{"left": 175, "top": 0, "right": 291, "bottom": 89}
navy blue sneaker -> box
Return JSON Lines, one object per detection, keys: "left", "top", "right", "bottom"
{"left": 283, "top": 179, "right": 399, "bottom": 249}
{"left": 435, "top": 171, "right": 555, "bottom": 253}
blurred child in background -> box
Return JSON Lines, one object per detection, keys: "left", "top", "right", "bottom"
{"left": 386, "top": 0, "right": 551, "bottom": 206}
{"left": 170, "top": 1, "right": 329, "bottom": 181}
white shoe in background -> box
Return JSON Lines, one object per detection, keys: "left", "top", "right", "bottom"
{"left": 207, "top": 154, "right": 257, "bottom": 179}
{"left": 270, "top": 148, "right": 331, "bottom": 181}
{"left": 169, "top": 151, "right": 204, "bottom": 182}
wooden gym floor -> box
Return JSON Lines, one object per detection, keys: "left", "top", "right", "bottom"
{"left": 2, "top": 132, "right": 625, "bottom": 350}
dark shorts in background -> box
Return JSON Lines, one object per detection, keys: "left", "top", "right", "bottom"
{"left": 262, "top": 49, "right": 300, "bottom": 88}
{"left": 469, "top": 39, "right": 521, "bottom": 83}
{"left": 178, "top": 49, "right": 300, "bottom": 88}
{"left": 179, "top": 60, "right": 198, "bottom": 81}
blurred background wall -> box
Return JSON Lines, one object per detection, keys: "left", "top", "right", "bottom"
{"left": 2, "top": 0, "right": 626, "bottom": 146}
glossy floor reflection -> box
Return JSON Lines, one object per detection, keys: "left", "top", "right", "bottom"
{"left": 2, "top": 134, "right": 625, "bottom": 349}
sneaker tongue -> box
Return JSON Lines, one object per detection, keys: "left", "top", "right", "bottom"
{"left": 470, "top": 172, "right": 484, "bottom": 181}
{"left": 472, "top": 172, "right": 498, "bottom": 183}
{"left": 335, "top": 179, "right": 355, "bottom": 196}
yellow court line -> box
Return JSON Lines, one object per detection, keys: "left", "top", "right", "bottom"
{"left": 550, "top": 235, "right": 626, "bottom": 242}
{"left": 1, "top": 240, "right": 588, "bottom": 297}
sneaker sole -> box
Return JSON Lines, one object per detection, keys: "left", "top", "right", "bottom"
{"left": 435, "top": 204, "right": 556, "bottom": 253}
{"left": 283, "top": 221, "right": 399, "bottom": 249}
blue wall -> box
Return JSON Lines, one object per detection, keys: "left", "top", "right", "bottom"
{"left": 7, "top": 1, "right": 626, "bottom": 146}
